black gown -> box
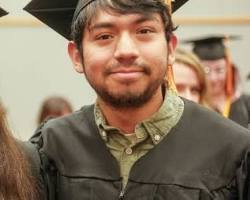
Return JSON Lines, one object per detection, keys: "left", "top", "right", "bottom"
{"left": 29, "top": 99, "right": 250, "bottom": 200}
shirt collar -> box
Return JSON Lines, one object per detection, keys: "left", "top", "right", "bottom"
{"left": 94, "top": 89, "right": 184, "bottom": 144}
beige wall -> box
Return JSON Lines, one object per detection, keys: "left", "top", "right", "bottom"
{"left": 0, "top": 0, "right": 250, "bottom": 139}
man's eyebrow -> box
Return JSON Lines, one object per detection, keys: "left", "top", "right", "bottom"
{"left": 89, "top": 23, "right": 115, "bottom": 32}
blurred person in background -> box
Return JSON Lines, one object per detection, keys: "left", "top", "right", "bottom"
{"left": 185, "top": 35, "right": 250, "bottom": 129}
{"left": 246, "top": 71, "right": 250, "bottom": 93}
{"left": 37, "top": 96, "right": 73, "bottom": 124}
{"left": 172, "top": 48, "right": 210, "bottom": 106}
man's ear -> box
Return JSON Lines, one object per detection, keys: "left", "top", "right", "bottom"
{"left": 167, "top": 34, "right": 178, "bottom": 65}
{"left": 68, "top": 41, "right": 84, "bottom": 73}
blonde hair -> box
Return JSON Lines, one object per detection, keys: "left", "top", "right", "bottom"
{"left": 174, "top": 48, "right": 211, "bottom": 106}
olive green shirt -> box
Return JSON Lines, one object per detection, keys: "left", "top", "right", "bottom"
{"left": 94, "top": 90, "right": 184, "bottom": 187}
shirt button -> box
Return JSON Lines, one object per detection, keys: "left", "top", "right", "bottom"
{"left": 125, "top": 147, "right": 133, "bottom": 155}
{"left": 101, "top": 130, "right": 106, "bottom": 137}
{"left": 136, "top": 132, "right": 145, "bottom": 139}
{"left": 154, "top": 134, "right": 161, "bottom": 141}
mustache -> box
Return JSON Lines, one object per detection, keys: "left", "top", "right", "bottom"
{"left": 104, "top": 62, "right": 151, "bottom": 75}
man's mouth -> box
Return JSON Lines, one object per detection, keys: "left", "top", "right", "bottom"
{"left": 108, "top": 68, "right": 145, "bottom": 81}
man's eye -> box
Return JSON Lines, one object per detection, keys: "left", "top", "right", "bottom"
{"left": 138, "top": 29, "right": 153, "bottom": 34}
{"left": 96, "top": 34, "right": 113, "bottom": 40}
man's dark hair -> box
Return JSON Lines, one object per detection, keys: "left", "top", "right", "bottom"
{"left": 71, "top": 0, "right": 175, "bottom": 52}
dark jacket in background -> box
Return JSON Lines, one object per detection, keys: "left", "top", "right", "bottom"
{"left": 229, "top": 94, "right": 250, "bottom": 129}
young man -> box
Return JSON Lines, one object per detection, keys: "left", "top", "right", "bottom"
{"left": 24, "top": 0, "right": 250, "bottom": 199}
{"left": 185, "top": 35, "right": 250, "bottom": 129}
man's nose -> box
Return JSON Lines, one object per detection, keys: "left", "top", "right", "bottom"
{"left": 114, "top": 33, "right": 139, "bottom": 64}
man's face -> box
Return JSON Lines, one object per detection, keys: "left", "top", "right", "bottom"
{"left": 173, "top": 62, "right": 201, "bottom": 103}
{"left": 69, "top": 9, "right": 176, "bottom": 108}
{"left": 201, "top": 58, "right": 226, "bottom": 96}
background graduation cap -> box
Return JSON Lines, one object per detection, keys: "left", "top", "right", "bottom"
{"left": 0, "top": 7, "right": 8, "bottom": 17}
{"left": 183, "top": 35, "right": 240, "bottom": 117}
{"left": 182, "top": 35, "right": 240, "bottom": 60}
{"left": 24, "top": 0, "right": 189, "bottom": 40}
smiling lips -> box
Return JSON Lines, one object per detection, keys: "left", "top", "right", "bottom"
{"left": 108, "top": 68, "right": 145, "bottom": 81}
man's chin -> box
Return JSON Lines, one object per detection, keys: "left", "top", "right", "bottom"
{"left": 99, "top": 90, "right": 152, "bottom": 108}
{"left": 108, "top": 87, "right": 146, "bottom": 98}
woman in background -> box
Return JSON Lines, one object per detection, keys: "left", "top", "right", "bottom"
{"left": 172, "top": 48, "right": 210, "bottom": 106}
{"left": 183, "top": 35, "right": 250, "bottom": 128}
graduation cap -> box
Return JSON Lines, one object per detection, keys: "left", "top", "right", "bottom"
{"left": 183, "top": 35, "right": 240, "bottom": 60}
{"left": 23, "top": 0, "right": 189, "bottom": 40}
{"left": 166, "top": 0, "right": 189, "bottom": 13}
{"left": 0, "top": 7, "right": 8, "bottom": 17}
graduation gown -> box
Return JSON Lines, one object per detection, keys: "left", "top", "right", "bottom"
{"left": 229, "top": 94, "right": 250, "bottom": 129}
{"left": 31, "top": 99, "right": 250, "bottom": 200}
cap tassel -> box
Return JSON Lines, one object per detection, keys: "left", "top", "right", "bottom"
{"left": 223, "top": 36, "right": 233, "bottom": 118}
{"left": 166, "top": 64, "right": 178, "bottom": 93}
{"left": 165, "top": 0, "right": 173, "bottom": 13}
{"left": 223, "top": 96, "right": 231, "bottom": 118}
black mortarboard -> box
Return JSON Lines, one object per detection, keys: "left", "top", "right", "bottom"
{"left": 183, "top": 35, "right": 240, "bottom": 60}
{"left": 24, "top": 0, "right": 189, "bottom": 40}
{"left": 0, "top": 7, "right": 8, "bottom": 17}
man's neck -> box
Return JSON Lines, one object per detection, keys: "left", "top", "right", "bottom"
{"left": 97, "top": 88, "right": 164, "bottom": 134}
